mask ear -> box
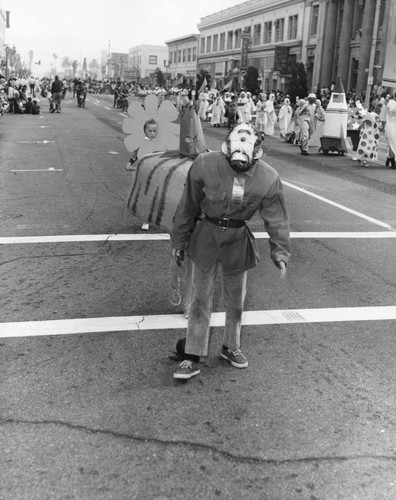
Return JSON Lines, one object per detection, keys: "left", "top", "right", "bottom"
{"left": 253, "top": 147, "right": 263, "bottom": 160}
{"left": 221, "top": 141, "right": 228, "bottom": 155}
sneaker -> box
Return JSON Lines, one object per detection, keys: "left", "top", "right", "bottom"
{"left": 169, "top": 286, "right": 181, "bottom": 307}
{"left": 219, "top": 346, "right": 248, "bottom": 368}
{"left": 183, "top": 306, "right": 190, "bottom": 319}
{"left": 141, "top": 222, "right": 149, "bottom": 231}
{"left": 173, "top": 360, "right": 200, "bottom": 380}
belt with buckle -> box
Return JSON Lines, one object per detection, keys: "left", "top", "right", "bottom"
{"left": 205, "top": 214, "right": 245, "bottom": 230}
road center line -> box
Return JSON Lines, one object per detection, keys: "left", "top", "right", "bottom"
{"left": 1, "top": 306, "right": 395, "bottom": 338}
{"left": 283, "top": 180, "right": 393, "bottom": 230}
{"left": 1, "top": 232, "right": 396, "bottom": 245}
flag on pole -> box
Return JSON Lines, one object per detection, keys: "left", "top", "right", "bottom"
{"left": 176, "top": 75, "right": 184, "bottom": 85}
{"left": 221, "top": 80, "right": 233, "bottom": 91}
{"left": 199, "top": 77, "right": 208, "bottom": 93}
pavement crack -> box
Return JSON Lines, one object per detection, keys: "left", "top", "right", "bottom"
{"left": 1, "top": 417, "right": 396, "bottom": 466}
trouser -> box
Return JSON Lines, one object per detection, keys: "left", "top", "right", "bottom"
{"left": 185, "top": 262, "right": 247, "bottom": 357}
{"left": 300, "top": 120, "right": 311, "bottom": 151}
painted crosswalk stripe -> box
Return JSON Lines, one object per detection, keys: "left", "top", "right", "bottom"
{"left": 1, "top": 306, "right": 396, "bottom": 338}
{"left": 1, "top": 232, "right": 396, "bottom": 245}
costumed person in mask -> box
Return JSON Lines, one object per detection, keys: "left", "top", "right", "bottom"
{"left": 171, "top": 122, "right": 291, "bottom": 380}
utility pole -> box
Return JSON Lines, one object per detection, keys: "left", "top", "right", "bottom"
{"left": 364, "top": 0, "right": 381, "bottom": 109}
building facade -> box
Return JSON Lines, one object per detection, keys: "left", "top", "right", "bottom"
{"left": 165, "top": 34, "right": 199, "bottom": 86}
{"left": 189, "top": 0, "right": 395, "bottom": 95}
{"left": 0, "top": 8, "right": 7, "bottom": 76}
{"left": 128, "top": 44, "right": 168, "bottom": 83}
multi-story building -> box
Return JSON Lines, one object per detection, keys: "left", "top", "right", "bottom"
{"left": 193, "top": 0, "right": 395, "bottom": 95}
{"left": 0, "top": 8, "right": 8, "bottom": 76}
{"left": 107, "top": 52, "right": 129, "bottom": 81}
{"left": 165, "top": 34, "right": 199, "bottom": 86}
{"left": 128, "top": 44, "right": 168, "bottom": 84}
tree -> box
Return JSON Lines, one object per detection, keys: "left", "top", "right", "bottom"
{"left": 61, "top": 56, "right": 72, "bottom": 75}
{"left": 244, "top": 66, "right": 260, "bottom": 95}
{"left": 288, "top": 62, "right": 308, "bottom": 103}
{"left": 88, "top": 59, "right": 99, "bottom": 78}
{"left": 155, "top": 68, "right": 165, "bottom": 86}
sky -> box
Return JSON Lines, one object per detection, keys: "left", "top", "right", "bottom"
{"left": 2, "top": 0, "right": 244, "bottom": 76}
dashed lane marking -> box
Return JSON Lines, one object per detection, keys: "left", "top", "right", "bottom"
{"left": 1, "top": 232, "right": 396, "bottom": 245}
{"left": 283, "top": 180, "right": 394, "bottom": 230}
{"left": 10, "top": 169, "right": 63, "bottom": 173}
{"left": 1, "top": 306, "right": 396, "bottom": 338}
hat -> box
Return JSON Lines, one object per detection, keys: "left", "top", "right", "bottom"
{"left": 308, "top": 92, "right": 316, "bottom": 99}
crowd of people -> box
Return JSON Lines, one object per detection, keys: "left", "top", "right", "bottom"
{"left": 1, "top": 73, "right": 395, "bottom": 168}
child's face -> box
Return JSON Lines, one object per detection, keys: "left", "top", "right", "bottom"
{"left": 145, "top": 124, "right": 159, "bottom": 140}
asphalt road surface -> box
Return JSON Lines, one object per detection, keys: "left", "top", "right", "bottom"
{"left": 1, "top": 92, "right": 396, "bottom": 500}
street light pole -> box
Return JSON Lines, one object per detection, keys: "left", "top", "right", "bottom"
{"left": 364, "top": 0, "right": 381, "bottom": 109}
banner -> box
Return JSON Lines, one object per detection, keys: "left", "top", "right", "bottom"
{"left": 382, "top": 43, "right": 396, "bottom": 88}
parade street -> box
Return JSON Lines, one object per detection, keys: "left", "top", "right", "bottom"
{"left": 1, "top": 94, "right": 396, "bottom": 500}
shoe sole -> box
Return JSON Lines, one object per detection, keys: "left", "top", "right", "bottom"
{"left": 169, "top": 298, "right": 182, "bottom": 306}
{"left": 173, "top": 369, "right": 200, "bottom": 380}
{"left": 219, "top": 352, "right": 248, "bottom": 368}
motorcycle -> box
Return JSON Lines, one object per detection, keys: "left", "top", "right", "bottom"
{"left": 77, "top": 88, "right": 87, "bottom": 108}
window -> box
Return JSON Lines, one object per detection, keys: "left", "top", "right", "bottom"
{"left": 234, "top": 29, "right": 242, "bottom": 49}
{"left": 264, "top": 21, "right": 272, "bottom": 43}
{"left": 310, "top": 4, "right": 319, "bottom": 36}
{"left": 193, "top": 47, "right": 197, "bottom": 61}
{"left": 274, "top": 18, "right": 284, "bottom": 42}
{"left": 178, "top": 50, "right": 181, "bottom": 63}
{"left": 213, "top": 34, "right": 218, "bottom": 52}
{"left": 187, "top": 48, "right": 191, "bottom": 62}
{"left": 227, "top": 31, "right": 233, "bottom": 50}
{"left": 206, "top": 36, "right": 212, "bottom": 53}
{"left": 288, "top": 15, "right": 298, "bottom": 40}
{"left": 220, "top": 32, "right": 226, "bottom": 51}
{"left": 253, "top": 24, "right": 261, "bottom": 45}
{"left": 200, "top": 38, "right": 205, "bottom": 54}
{"left": 149, "top": 55, "right": 157, "bottom": 65}
{"left": 182, "top": 49, "right": 186, "bottom": 62}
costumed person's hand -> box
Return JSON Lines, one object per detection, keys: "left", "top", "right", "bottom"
{"left": 275, "top": 259, "right": 287, "bottom": 280}
{"left": 172, "top": 249, "right": 185, "bottom": 267}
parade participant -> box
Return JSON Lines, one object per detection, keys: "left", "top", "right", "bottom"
{"left": 171, "top": 122, "right": 291, "bottom": 380}
{"left": 263, "top": 93, "right": 277, "bottom": 135}
{"left": 244, "top": 91, "right": 256, "bottom": 124}
{"left": 255, "top": 93, "right": 267, "bottom": 139}
{"left": 308, "top": 99, "right": 326, "bottom": 148}
{"left": 210, "top": 95, "right": 225, "bottom": 127}
{"left": 384, "top": 93, "right": 396, "bottom": 169}
{"left": 278, "top": 97, "right": 293, "bottom": 138}
{"left": 296, "top": 93, "right": 316, "bottom": 155}
{"left": 113, "top": 82, "right": 121, "bottom": 108}
{"left": 198, "top": 86, "right": 210, "bottom": 120}
{"left": 31, "top": 99, "right": 41, "bottom": 115}
{"left": 356, "top": 107, "right": 381, "bottom": 167}
{"left": 236, "top": 91, "right": 248, "bottom": 123}
{"left": 50, "top": 76, "right": 63, "bottom": 113}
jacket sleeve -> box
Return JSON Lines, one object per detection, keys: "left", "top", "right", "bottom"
{"left": 259, "top": 177, "right": 291, "bottom": 264}
{"left": 171, "top": 157, "right": 205, "bottom": 250}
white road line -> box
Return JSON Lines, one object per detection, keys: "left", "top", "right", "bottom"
{"left": 10, "top": 169, "right": 63, "bottom": 173}
{"left": 17, "top": 140, "right": 55, "bottom": 144}
{"left": 119, "top": 113, "right": 128, "bottom": 117}
{"left": 104, "top": 107, "right": 111, "bottom": 110}
{"left": 1, "top": 232, "right": 396, "bottom": 245}
{"left": 283, "top": 180, "right": 393, "bottom": 230}
{"left": 1, "top": 306, "right": 396, "bottom": 338}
